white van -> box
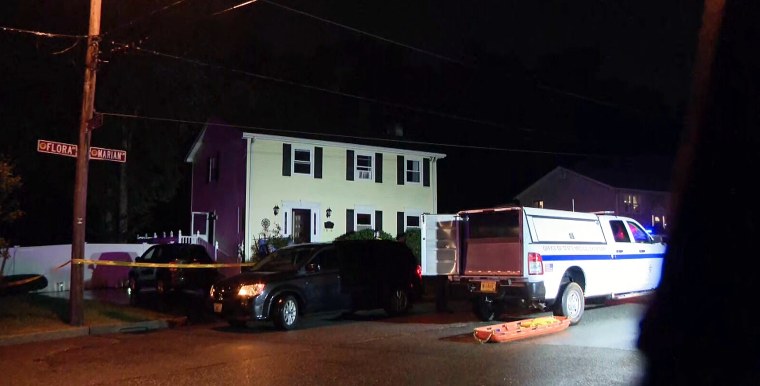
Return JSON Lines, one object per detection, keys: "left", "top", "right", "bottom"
{"left": 421, "top": 206, "right": 666, "bottom": 325}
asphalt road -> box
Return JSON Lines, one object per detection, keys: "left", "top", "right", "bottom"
{"left": 0, "top": 293, "right": 650, "bottom": 386}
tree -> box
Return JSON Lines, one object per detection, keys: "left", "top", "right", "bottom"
{"left": 0, "top": 158, "right": 24, "bottom": 278}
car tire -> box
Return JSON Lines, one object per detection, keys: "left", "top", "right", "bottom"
{"left": 553, "top": 281, "right": 584, "bottom": 325}
{"left": 384, "top": 288, "right": 410, "bottom": 316}
{"left": 156, "top": 277, "right": 168, "bottom": 296}
{"left": 473, "top": 295, "right": 496, "bottom": 321}
{"left": 128, "top": 276, "right": 140, "bottom": 306}
{"left": 273, "top": 295, "right": 299, "bottom": 330}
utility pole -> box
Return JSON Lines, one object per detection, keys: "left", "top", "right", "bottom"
{"left": 70, "top": 0, "right": 102, "bottom": 326}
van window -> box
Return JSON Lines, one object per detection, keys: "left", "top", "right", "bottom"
{"left": 467, "top": 211, "right": 520, "bottom": 239}
{"left": 610, "top": 220, "right": 630, "bottom": 243}
{"left": 627, "top": 221, "right": 651, "bottom": 243}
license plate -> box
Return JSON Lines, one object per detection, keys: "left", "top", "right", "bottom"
{"left": 213, "top": 303, "right": 222, "bottom": 313}
{"left": 480, "top": 281, "right": 497, "bottom": 293}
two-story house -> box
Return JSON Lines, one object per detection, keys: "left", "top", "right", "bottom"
{"left": 514, "top": 159, "right": 672, "bottom": 234}
{"left": 185, "top": 122, "right": 446, "bottom": 266}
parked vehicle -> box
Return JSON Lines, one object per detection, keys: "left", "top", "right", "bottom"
{"left": 128, "top": 243, "right": 221, "bottom": 305}
{"left": 422, "top": 206, "right": 666, "bottom": 325}
{"left": 209, "top": 239, "right": 423, "bottom": 330}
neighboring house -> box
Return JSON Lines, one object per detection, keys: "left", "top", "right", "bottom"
{"left": 185, "top": 122, "right": 446, "bottom": 266}
{"left": 514, "top": 161, "right": 671, "bottom": 233}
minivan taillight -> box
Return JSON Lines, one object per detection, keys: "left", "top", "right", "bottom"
{"left": 416, "top": 265, "right": 422, "bottom": 279}
{"left": 528, "top": 253, "right": 543, "bottom": 275}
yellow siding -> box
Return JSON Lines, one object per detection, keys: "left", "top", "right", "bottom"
{"left": 248, "top": 138, "right": 438, "bottom": 243}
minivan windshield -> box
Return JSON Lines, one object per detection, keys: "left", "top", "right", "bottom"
{"left": 253, "top": 245, "right": 324, "bottom": 272}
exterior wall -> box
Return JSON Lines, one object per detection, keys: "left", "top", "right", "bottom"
{"left": 188, "top": 122, "right": 247, "bottom": 276}
{"left": 517, "top": 168, "right": 617, "bottom": 213}
{"left": 516, "top": 167, "right": 671, "bottom": 229}
{"left": 245, "top": 135, "right": 443, "bottom": 260}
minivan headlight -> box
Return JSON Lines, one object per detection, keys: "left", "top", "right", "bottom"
{"left": 238, "top": 283, "right": 265, "bottom": 297}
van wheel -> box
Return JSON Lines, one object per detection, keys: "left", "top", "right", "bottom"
{"left": 384, "top": 289, "right": 410, "bottom": 316}
{"left": 273, "top": 295, "right": 299, "bottom": 330}
{"left": 156, "top": 277, "right": 167, "bottom": 295}
{"left": 473, "top": 295, "right": 496, "bottom": 321}
{"left": 553, "top": 282, "right": 584, "bottom": 325}
{"left": 128, "top": 276, "right": 140, "bottom": 306}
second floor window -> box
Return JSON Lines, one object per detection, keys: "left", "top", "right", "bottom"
{"left": 623, "top": 194, "right": 640, "bottom": 214}
{"left": 406, "top": 159, "right": 421, "bottom": 184}
{"left": 293, "top": 148, "right": 312, "bottom": 175}
{"left": 355, "top": 153, "right": 373, "bottom": 180}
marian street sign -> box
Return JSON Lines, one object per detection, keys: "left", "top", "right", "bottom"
{"left": 37, "top": 139, "right": 127, "bottom": 163}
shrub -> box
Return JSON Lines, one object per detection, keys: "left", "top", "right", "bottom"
{"left": 335, "top": 228, "right": 394, "bottom": 241}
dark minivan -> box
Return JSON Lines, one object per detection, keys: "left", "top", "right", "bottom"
{"left": 209, "top": 239, "right": 423, "bottom": 330}
{"left": 128, "top": 243, "right": 221, "bottom": 305}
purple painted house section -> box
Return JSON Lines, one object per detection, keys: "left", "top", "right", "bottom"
{"left": 186, "top": 120, "right": 247, "bottom": 277}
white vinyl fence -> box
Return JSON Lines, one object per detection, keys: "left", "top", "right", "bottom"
{"left": 2, "top": 243, "right": 153, "bottom": 293}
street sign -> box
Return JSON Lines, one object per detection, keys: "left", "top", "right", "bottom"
{"left": 37, "top": 140, "right": 127, "bottom": 163}
{"left": 37, "top": 139, "right": 77, "bottom": 158}
{"left": 90, "top": 146, "right": 127, "bottom": 163}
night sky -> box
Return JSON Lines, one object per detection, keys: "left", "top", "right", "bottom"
{"left": 0, "top": 1, "right": 705, "bottom": 244}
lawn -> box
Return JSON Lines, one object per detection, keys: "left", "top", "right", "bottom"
{"left": 0, "top": 292, "right": 176, "bottom": 337}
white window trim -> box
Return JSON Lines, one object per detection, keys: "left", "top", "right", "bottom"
{"left": 292, "top": 146, "right": 314, "bottom": 176}
{"left": 405, "top": 157, "right": 422, "bottom": 184}
{"left": 355, "top": 205, "right": 375, "bottom": 231}
{"left": 354, "top": 152, "right": 374, "bottom": 181}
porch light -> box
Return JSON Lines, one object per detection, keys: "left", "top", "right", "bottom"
{"left": 326, "top": 207, "right": 332, "bottom": 218}
{"left": 273, "top": 205, "right": 280, "bottom": 216}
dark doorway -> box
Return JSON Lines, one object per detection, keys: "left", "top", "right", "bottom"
{"left": 292, "top": 209, "right": 312, "bottom": 244}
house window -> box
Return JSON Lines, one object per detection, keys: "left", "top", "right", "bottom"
{"left": 293, "top": 148, "right": 312, "bottom": 175}
{"left": 406, "top": 214, "right": 420, "bottom": 228}
{"left": 356, "top": 212, "right": 373, "bottom": 231}
{"left": 405, "top": 158, "right": 421, "bottom": 184}
{"left": 355, "top": 153, "right": 373, "bottom": 180}
{"left": 533, "top": 200, "right": 544, "bottom": 208}
{"left": 623, "top": 194, "right": 640, "bottom": 214}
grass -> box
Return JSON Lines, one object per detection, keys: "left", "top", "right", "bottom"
{"left": 0, "top": 292, "right": 176, "bottom": 337}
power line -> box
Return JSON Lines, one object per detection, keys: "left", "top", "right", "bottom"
{"left": 0, "top": 25, "right": 86, "bottom": 39}
{"left": 107, "top": 39, "right": 531, "bottom": 133}
{"left": 100, "top": 110, "right": 600, "bottom": 158}
{"left": 102, "top": 0, "right": 191, "bottom": 37}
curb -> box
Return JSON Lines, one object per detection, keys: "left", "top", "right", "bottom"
{"left": 0, "top": 316, "right": 187, "bottom": 347}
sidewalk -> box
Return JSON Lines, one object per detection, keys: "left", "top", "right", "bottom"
{"left": 0, "top": 289, "right": 188, "bottom": 347}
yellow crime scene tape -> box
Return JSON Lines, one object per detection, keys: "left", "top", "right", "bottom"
{"left": 55, "top": 259, "right": 260, "bottom": 270}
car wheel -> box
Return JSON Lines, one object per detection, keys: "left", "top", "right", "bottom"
{"left": 473, "top": 295, "right": 496, "bottom": 321}
{"left": 384, "top": 288, "right": 410, "bottom": 316}
{"left": 553, "top": 282, "right": 584, "bottom": 325}
{"left": 156, "top": 277, "right": 167, "bottom": 295}
{"left": 128, "top": 276, "right": 140, "bottom": 306}
{"left": 273, "top": 295, "right": 299, "bottom": 330}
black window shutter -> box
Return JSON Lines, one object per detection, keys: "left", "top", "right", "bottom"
{"left": 346, "top": 209, "right": 354, "bottom": 232}
{"left": 423, "top": 158, "right": 431, "bottom": 187}
{"left": 397, "top": 155, "right": 404, "bottom": 185}
{"left": 375, "top": 210, "right": 383, "bottom": 232}
{"left": 397, "top": 212, "right": 404, "bottom": 237}
{"left": 282, "top": 144, "right": 291, "bottom": 176}
{"left": 375, "top": 153, "right": 383, "bottom": 183}
{"left": 346, "top": 150, "right": 354, "bottom": 181}
{"left": 315, "top": 147, "right": 323, "bottom": 179}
